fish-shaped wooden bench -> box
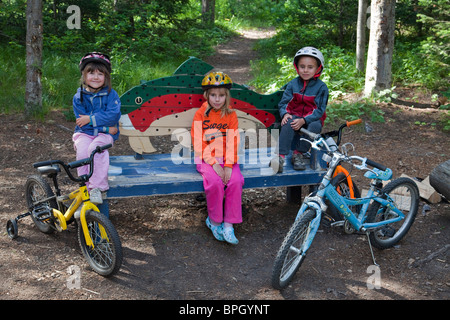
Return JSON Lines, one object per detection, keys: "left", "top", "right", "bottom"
{"left": 101, "top": 57, "right": 327, "bottom": 209}
{"left": 118, "top": 57, "right": 284, "bottom": 155}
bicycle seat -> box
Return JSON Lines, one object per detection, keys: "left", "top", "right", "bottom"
{"left": 364, "top": 167, "right": 392, "bottom": 181}
{"left": 37, "top": 165, "right": 61, "bottom": 176}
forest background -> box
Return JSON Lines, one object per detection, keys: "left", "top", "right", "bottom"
{"left": 0, "top": 0, "right": 448, "bottom": 129}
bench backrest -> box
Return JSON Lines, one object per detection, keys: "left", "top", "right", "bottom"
{"left": 119, "top": 57, "right": 284, "bottom": 155}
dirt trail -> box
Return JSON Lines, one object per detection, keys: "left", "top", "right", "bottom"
{"left": 0, "top": 29, "right": 449, "bottom": 304}
{"left": 205, "top": 28, "right": 276, "bottom": 86}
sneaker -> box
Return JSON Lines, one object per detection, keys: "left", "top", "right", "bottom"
{"left": 206, "top": 217, "right": 224, "bottom": 241}
{"left": 270, "top": 155, "right": 285, "bottom": 173}
{"left": 291, "top": 153, "right": 307, "bottom": 170}
{"left": 222, "top": 227, "right": 239, "bottom": 245}
{"left": 89, "top": 188, "right": 103, "bottom": 204}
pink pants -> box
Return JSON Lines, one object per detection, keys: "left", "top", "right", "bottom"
{"left": 196, "top": 160, "right": 244, "bottom": 224}
{"left": 72, "top": 132, "right": 113, "bottom": 191}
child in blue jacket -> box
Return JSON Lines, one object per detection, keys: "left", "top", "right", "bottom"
{"left": 271, "top": 47, "right": 328, "bottom": 173}
{"left": 72, "top": 52, "right": 121, "bottom": 204}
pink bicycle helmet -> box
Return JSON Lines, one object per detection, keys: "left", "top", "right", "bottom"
{"left": 79, "top": 52, "right": 111, "bottom": 73}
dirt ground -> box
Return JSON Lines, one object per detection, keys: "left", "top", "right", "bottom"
{"left": 0, "top": 29, "right": 449, "bottom": 303}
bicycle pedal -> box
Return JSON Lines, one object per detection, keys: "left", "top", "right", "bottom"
{"left": 380, "top": 226, "right": 396, "bottom": 237}
{"left": 321, "top": 215, "right": 334, "bottom": 227}
{"left": 331, "top": 220, "right": 345, "bottom": 228}
{"left": 32, "top": 205, "right": 53, "bottom": 221}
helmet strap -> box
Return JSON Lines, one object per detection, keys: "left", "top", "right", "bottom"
{"left": 87, "top": 84, "right": 104, "bottom": 92}
{"left": 313, "top": 65, "right": 323, "bottom": 79}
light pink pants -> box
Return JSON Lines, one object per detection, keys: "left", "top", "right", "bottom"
{"left": 196, "top": 160, "right": 244, "bottom": 224}
{"left": 72, "top": 132, "right": 113, "bottom": 191}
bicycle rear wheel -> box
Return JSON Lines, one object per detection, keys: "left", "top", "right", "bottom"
{"left": 327, "top": 177, "right": 362, "bottom": 222}
{"left": 272, "top": 209, "right": 316, "bottom": 290}
{"left": 78, "top": 210, "right": 123, "bottom": 277}
{"left": 25, "top": 175, "right": 57, "bottom": 234}
{"left": 366, "top": 178, "right": 419, "bottom": 249}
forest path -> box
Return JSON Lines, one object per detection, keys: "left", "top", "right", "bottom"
{"left": 204, "top": 28, "right": 277, "bottom": 86}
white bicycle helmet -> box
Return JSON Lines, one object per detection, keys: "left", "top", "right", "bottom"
{"left": 293, "top": 47, "right": 324, "bottom": 79}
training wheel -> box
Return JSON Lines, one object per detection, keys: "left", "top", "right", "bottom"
{"left": 6, "top": 219, "right": 19, "bottom": 239}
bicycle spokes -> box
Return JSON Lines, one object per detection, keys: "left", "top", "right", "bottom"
{"left": 280, "top": 226, "right": 309, "bottom": 281}
{"left": 85, "top": 220, "right": 114, "bottom": 267}
{"left": 384, "top": 185, "right": 413, "bottom": 212}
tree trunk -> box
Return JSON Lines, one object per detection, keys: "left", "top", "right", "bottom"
{"left": 430, "top": 160, "right": 450, "bottom": 200}
{"left": 25, "top": 0, "right": 43, "bottom": 117}
{"left": 356, "top": 0, "right": 368, "bottom": 71}
{"left": 201, "top": 0, "right": 215, "bottom": 26}
{"left": 364, "top": 0, "right": 395, "bottom": 96}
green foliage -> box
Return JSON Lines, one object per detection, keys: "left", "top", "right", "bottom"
{"left": 0, "top": 0, "right": 448, "bottom": 128}
{"left": 0, "top": 46, "right": 26, "bottom": 113}
{"left": 0, "top": 45, "right": 181, "bottom": 115}
{"left": 326, "top": 100, "right": 385, "bottom": 125}
{"left": 216, "top": 0, "right": 285, "bottom": 27}
{"left": 438, "top": 90, "right": 450, "bottom": 132}
{"left": 0, "top": 0, "right": 237, "bottom": 115}
{"left": 250, "top": 44, "right": 365, "bottom": 94}
{"left": 393, "top": 42, "right": 449, "bottom": 91}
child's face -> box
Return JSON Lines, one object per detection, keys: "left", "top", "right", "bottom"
{"left": 85, "top": 69, "right": 105, "bottom": 90}
{"left": 207, "top": 88, "right": 227, "bottom": 110}
{"left": 296, "top": 56, "right": 319, "bottom": 81}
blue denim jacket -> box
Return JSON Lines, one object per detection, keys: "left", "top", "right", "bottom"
{"left": 73, "top": 87, "right": 121, "bottom": 141}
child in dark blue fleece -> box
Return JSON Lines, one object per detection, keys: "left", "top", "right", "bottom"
{"left": 271, "top": 47, "right": 329, "bottom": 173}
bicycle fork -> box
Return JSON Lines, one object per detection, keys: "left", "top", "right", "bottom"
{"left": 295, "top": 199, "right": 325, "bottom": 255}
{"left": 52, "top": 187, "right": 106, "bottom": 248}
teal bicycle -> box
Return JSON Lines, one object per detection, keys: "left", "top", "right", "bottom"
{"left": 271, "top": 124, "right": 419, "bottom": 290}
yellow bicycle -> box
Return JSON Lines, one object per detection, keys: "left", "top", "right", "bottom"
{"left": 6, "top": 144, "right": 122, "bottom": 277}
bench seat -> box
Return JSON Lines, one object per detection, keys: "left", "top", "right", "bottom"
{"left": 106, "top": 148, "right": 326, "bottom": 199}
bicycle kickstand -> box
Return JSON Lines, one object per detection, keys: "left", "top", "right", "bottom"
{"left": 365, "top": 232, "right": 379, "bottom": 267}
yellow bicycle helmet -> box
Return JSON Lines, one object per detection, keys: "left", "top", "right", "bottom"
{"left": 201, "top": 72, "right": 233, "bottom": 90}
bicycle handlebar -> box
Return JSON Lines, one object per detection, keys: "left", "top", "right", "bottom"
{"left": 365, "top": 158, "right": 387, "bottom": 171}
{"left": 33, "top": 144, "right": 112, "bottom": 183}
{"left": 300, "top": 121, "right": 388, "bottom": 172}
{"left": 300, "top": 117, "right": 363, "bottom": 148}
{"left": 67, "top": 144, "right": 112, "bottom": 169}
{"left": 346, "top": 119, "right": 362, "bottom": 127}
{"left": 33, "top": 159, "right": 64, "bottom": 168}
{"left": 299, "top": 127, "right": 319, "bottom": 139}
{"left": 346, "top": 155, "right": 388, "bottom": 173}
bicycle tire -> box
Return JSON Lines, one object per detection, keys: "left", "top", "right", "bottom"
{"left": 77, "top": 210, "right": 123, "bottom": 277}
{"left": 272, "top": 209, "right": 316, "bottom": 290}
{"left": 6, "top": 218, "right": 19, "bottom": 239}
{"left": 25, "top": 174, "right": 57, "bottom": 234}
{"left": 366, "top": 178, "right": 419, "bottom": 249}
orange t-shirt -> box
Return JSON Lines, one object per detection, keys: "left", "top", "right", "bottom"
{"left": 191, "top": 102, "right": 239, "bottom": 167}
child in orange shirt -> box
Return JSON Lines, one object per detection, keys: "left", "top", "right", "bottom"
{"left": 191, "top": 72, "right": 244, "bottom": 245}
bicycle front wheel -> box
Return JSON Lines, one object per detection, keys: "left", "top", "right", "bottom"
{"left": 272, "top": 209, "right": 316, "bottom": 290}
{"left": 78, "top": 210, "right": 123, "bottom": 277}
{"left": 366, "top": 178, "right": 419, "bottom": 249}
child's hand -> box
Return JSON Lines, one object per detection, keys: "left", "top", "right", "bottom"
{"left": 212, "top": 163, "right": 225, "bottom": 182}
{"left": 281, "top": 113, "right": 292, "bottom": 126}
{"left": 109, "top": 126, "right": 118, "bottom": 135}
{"left": 223, "top": 167, "right": 232, "bottom": 185}
{"left": 76, "top": 115, "right": 90, "bottom": 127}
{"left": 291, "top": 118, "right": 305, "bottom": 131}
